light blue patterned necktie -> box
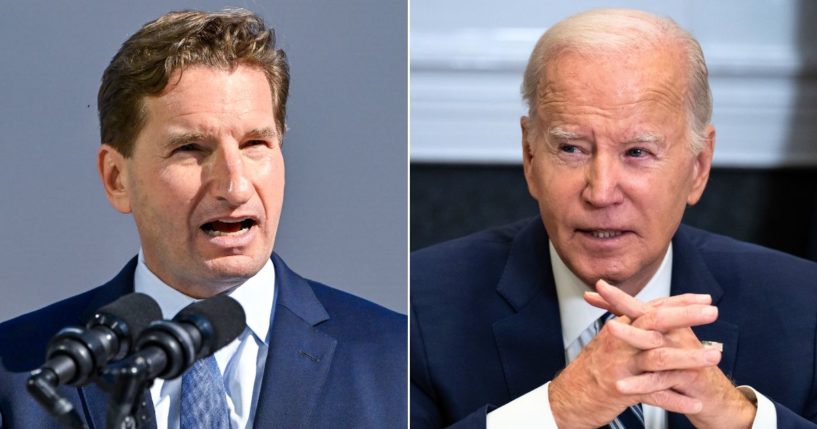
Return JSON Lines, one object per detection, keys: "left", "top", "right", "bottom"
{"left": 180, "top": 355, "right": 231, "bottom": 429}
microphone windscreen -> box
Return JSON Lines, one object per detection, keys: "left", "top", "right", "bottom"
{"left": 94, "top": 293, "right": 163, "bottom": 339}
{"left": 174, "top": 295, "right": 246, "bottom": 350}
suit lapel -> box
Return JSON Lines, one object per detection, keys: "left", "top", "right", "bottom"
{"left": 253, "top": 254, "right": 337, "bottom": 428}
{"left": 670, "top": 227, "right": 739, "bottom": 377}
{"left": 667, "top": 227, "right": 739, "bottom": 429}
{"left": 492, "top": 219, "right": 566, "bottom": 399}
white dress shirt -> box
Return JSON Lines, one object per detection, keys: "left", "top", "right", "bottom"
{"left": 133, "top": 250, "right": 275, "bottom": 429}
{"left": 487, "top": 242, "right": 777, "bottom": 428}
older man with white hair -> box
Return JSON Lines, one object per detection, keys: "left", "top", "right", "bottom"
{"left": 411, "top": 8, "right": 817, "bottom": 429}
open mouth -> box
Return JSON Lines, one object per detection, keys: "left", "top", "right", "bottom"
{"left": 201, "top": 218, "right": 256, "bottom": 237}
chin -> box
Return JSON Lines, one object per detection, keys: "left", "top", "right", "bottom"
{"left": 203, "top": 254, "right": 267, "bottom": 280}
{"left": 576, "top": 262, "right": 631, "bottom": 287}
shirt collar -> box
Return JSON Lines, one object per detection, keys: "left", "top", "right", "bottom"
{"left": 551, "top": 241, "right": 673, "bottom": 349}
{"left": 133, "top": 249, "right": 275, "bottom": 345}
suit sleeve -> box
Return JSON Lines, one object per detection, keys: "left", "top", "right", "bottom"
{"left": 774, "top": 401, "right": 817, "bottom": 427}
{"left": 774, "top": 322, "right": 817, "bottom": 426}
{"left": 767, "top": 312, "right": 817, "bottom": 428}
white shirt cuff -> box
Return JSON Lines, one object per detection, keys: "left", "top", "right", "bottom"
{"left": 486, "top": 383, "right": 776, "bottom": 428}
{"left": 486, "top": 382, "right": 557, "bottom": 429}
{"left": 738, "top": 385, "right": 777, "bottom": 429}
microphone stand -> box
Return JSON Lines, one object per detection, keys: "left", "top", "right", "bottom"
{"left": 26, "top": 355, "right": 155, "bottom": 429}
{"left": 97, "top": 357, "right": 155, "bottom": 429}
{"left": 26, "top": 369, "right": 88, "bottom": 429}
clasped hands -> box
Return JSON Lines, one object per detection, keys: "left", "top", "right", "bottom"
{"left": 549, "top": 280, "right": 757, "bottom": 429}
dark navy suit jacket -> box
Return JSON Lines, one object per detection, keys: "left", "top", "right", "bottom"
{"left": 0, "top": 253, "right": 406, "bottom": 428}
{"left": 411, "top": 217, "right": 817, "bottom": 428}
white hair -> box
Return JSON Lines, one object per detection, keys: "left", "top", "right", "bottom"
{"left": 521, "top": 9, "right": 712, "bottom": 153}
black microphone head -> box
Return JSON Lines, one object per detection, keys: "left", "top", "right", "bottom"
{"left": 91, "top": 292, "right": 162, "bottom": 336}
{"left": 88, "top": 293, "right": 162, "bottom": 359}
{"left": 173, "top": 295, "right": 246, "bottom": 355}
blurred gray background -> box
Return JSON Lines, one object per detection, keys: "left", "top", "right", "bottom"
{"left": 411, "top": 0, "right": 817, "bottom": 260}
{"left": 0, "top": 0, "right": 407, "bottom": 321}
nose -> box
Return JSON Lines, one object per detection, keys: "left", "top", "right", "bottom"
{"left": 581, "top": 153, "right": 623, "bottom": 208}
{"left": 207, "top": 144, "right": 252, "bottom": 206}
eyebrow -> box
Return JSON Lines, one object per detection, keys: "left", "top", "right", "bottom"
{"left": 626, "top": 132, "right": 664, "bottom": 144}
{"left": 627, "top": 133, "right": 661, "bottom": 144}
{"left": 246, "top": 127, "right": 279, "bottom": 140}
{"left": 165, "top": 127, "right": 279, "bottom": 148}
{"left": 167, "top": 132, "right": 207, "bottom": 148}
{"left": 547, "top": 128, "right": 662, "bottom": 144}
{"left": 547, "top": 127, "right": 585, "bottom": 141}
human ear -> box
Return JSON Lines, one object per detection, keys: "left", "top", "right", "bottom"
{"left": 521, "top": 116, "right": 539, "bottom": 198}
{"left": 97, "top": 144, "right": 132, "bottom": 214}
{"left": 687, "top": 125, "right": 716, "bottom": 206}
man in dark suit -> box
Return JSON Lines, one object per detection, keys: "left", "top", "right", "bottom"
{"left": 0, "top": 9, "right": 405, "bottom": 429}
{"left": 411, "top": 8, "right": 817, "bottom": 428}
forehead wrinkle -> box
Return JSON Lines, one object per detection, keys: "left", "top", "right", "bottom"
{"left": 631, "top": 64, "right": 688, "bottom": 108}
{"left": 640, "top": 87, "right": 686, "bottom": 116}
{"left": 535, "top": 78, "right": 569, "bottom": 113}
{"left": 536, "top": 56, "right": 687, "bottom": 112}
{"left": 544, "top": 86, "right": 682, "bottom": 112}
{"left": 537, "top": 81, "right": 650, "bottom": 120}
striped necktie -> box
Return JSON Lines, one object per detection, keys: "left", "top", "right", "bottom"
{"left": 568, "top": 312, "right": 644, "bottom": 429}
{"left": 597, "top": 312, "right": 645, "bottom": 429}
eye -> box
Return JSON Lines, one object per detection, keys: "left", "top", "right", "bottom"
{"left": 171, "top": 143, "right": 202, "bottom": 154}
{"left": 243, "top": 139, "right": 270, "bottom": 149}
{"left": 559, "top": 144, "right": 580, "bottom": 154}
{"left": 626, "top": 147, "right": 648, "bottom": 158}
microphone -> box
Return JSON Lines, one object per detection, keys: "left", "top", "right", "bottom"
{"left": 101, "top": 295, "right": 245, "bottom": 429}
{"left": 29, "top": 292, "right": 162, "bottom": 387}
{"left": 121, "top": 294, "right": 246, "bottom": 380}
{"left": 26, "top": 293, "right": 162, "bottom": 429}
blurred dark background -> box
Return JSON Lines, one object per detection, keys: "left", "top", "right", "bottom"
{"left": 411, "top": 165, "right": 817, "bottom": 262}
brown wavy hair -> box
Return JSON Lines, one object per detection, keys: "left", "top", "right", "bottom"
{"left": 98, "top": 9, "right": 289, "bottom": 156}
